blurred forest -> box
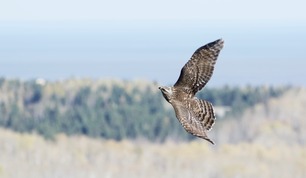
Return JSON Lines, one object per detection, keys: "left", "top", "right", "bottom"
{"left": 0, "top": 77, "right": 289, "bottom": 141}
{"left": 1, "top": 78, "right": 306, "bottom": 178}
{"left": 0, "top": 79, "right": 306, "bottom": 178}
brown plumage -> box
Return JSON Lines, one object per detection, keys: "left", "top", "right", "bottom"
{"left": 159, "top": 39, "right": 224, "bottom": 144}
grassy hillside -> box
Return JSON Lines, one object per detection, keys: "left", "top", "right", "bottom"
{"left": 0, "top": 128, "right": 305, "bottom": 178}
{"left": 0, "top": 86, "right": 306, "bottom": 178}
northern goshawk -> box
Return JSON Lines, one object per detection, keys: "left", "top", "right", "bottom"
{"left": 159, "top": 39, "right": 224, "bottom": 144}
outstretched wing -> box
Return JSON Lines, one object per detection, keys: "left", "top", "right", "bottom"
{"left": 171, "top": 98, "right": 216, "bottom": 144}
{"left": 174, "top": 39, "right": 224, "bottom": 96}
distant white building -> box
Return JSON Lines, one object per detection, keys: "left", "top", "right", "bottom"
{"left": 214, "top": 106, "right": 231, "bottom": 118}
{"left": 35, "top": 78, "right": 46, "bottom": 86}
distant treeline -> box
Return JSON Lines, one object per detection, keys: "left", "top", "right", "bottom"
{"left": 0, "top": 78, "right": 289, "bottom": 141}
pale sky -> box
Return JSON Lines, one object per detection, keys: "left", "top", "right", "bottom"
{"left": 0, "top": 0, "right": 305, "bottom": 21}
{"left": 0, "top": 0, "right": 305, "bottom": 86}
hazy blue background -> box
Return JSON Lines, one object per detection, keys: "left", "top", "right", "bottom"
{"left": 0, "top": 0, "right": 305, "bottom": 86}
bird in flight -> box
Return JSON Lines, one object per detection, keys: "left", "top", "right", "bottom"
{"left": 159, "top": 39, "right": 224, "bottom": 144}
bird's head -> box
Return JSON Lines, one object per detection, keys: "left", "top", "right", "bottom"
{"left": 158, "top": 86, "right": 173, "bottom": 103}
